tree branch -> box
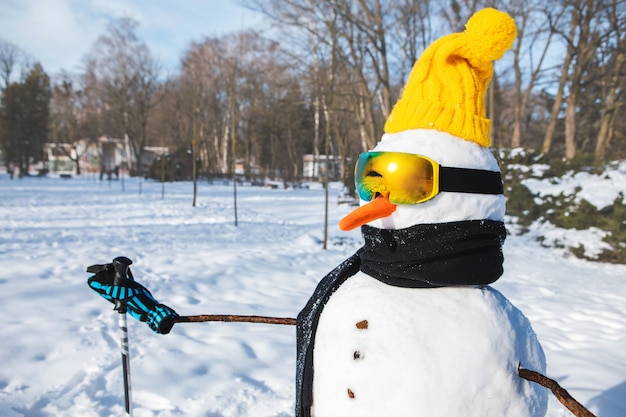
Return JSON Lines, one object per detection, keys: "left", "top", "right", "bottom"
{"left": 518, "top": 366, "right": 597, "bottom": 417}
{"left": 175, "top": 314, "right": 297, "bottom": 326}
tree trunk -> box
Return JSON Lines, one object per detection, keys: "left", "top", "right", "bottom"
{"left": 510, "top": 5, "right": 554, "bottom": 150}
{"left": 191, "top": 113, "right": 199, "bottom": 207}
{"left": 595, "top": 103, "right": 614, "bottom": 162}
{"left": 564, "top": 90, "right": 577, "bottom": 160}
{"left": 595, "top": 52, "right": 625, "bottom": 161}
{"left": 543, "top": 15, "right": 575, "bottom": 155}
{"left": 562, "top": 0, "right": 599, "bottom": 160}
{"left": 511, "top": 23, "right": 523, "bottom": 149}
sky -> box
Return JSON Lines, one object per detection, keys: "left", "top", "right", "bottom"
{"left": 0, "top": 0, "right": 264, "bottom": 78}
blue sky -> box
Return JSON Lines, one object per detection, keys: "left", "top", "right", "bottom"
{"left": 0, "top": 0, "right": 263, "bottom": 77}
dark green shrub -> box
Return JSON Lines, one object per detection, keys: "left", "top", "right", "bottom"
{"left": 499, "top": 149, "right": 626, "bottom": 264}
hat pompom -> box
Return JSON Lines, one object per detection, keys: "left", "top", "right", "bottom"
{"left": 463, "top": 8, "right": 517, "bottom": 63}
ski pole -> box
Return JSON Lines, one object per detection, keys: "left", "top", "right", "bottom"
{"left": 112, "top": 256, "right": 134, "bottom": 416}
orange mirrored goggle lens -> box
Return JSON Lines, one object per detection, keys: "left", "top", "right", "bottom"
{"left": 355, "top": 152, "right": 440, "bottom": 205}
{"left": 355, "top": 151, "right": 504, "bottom": 205}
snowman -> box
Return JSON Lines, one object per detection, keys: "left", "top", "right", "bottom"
{"left": 295, "top": 8, "right": 548, "bottom": 417}
{"left": 87, "top": 8, "right": 549, "bottom": 417}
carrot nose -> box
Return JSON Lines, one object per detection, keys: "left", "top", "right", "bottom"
{"left": 339, "top": 195, "right": 397, "bottom": 231}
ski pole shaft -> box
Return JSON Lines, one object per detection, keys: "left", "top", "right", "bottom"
{"left": 118, "top": 310, "right": 132, "bottom": 415}
{"left": 175, "top": 314, "right": 296, "bottom": 326}
{"left": 113, "top": 256, "right": 134, "bottom": 416}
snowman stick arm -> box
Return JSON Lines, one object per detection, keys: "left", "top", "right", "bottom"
{"left": 174, "top": 314, "right": 296, "bottom": 326}
{"left": 518, "top": 366, "right": 597, "bottom": 417}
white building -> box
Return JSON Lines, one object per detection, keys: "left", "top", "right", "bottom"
{"left": 302, "top": 154, "right": 345, "bottom": 181}
{"left": 43, "top": 136, "right": 138, "bottom": 177}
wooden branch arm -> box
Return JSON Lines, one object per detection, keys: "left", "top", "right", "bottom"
{"left": 518, "top": 366, "right": 596, "bottom": 417}
{"left": 174, "top": 314, "right": 297, "bottom": 326}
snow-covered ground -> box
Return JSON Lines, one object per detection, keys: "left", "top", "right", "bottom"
{"left": 0, "top": 173, "right": 624, "bottom": 417}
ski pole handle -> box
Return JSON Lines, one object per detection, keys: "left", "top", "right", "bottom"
{"left": 113, "top": 256, "right": 133, "bottom": 283}
{"left": 112, "top": 256, "right": 133, "bottom": 313}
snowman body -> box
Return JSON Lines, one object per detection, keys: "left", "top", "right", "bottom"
{"left": 312, "top": 272, "right": 547, "bottom": 417}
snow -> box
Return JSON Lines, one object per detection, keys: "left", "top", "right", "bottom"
{"left": 1, "top": 173, "right": 625, "bottom": 417}
{"left": 519, "top": 159, "right": 626, "bottom": 260}
{"left": 525, "top": 222, "right": 612, "bottom": 259}
{"left": 523, "top": 160, "right": 626, "bottom": 211}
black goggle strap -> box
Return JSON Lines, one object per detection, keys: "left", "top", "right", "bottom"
{"left": 439, "top": 166, "right": 504, "bottom": 195}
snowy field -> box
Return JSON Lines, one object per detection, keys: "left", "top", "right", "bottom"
{"left": 0, "top": 173, "right": 624, "bottom": 417}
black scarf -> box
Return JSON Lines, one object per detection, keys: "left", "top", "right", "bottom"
{"left": 360, "top": 220, "right": 506, "bottom": 287}
{"left": 295, "top": 219, "right": 506, "bottom": 417}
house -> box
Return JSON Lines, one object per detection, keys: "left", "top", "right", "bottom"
{"left": 302, "top": 154, "right": 345, "bottom": 181}
{"left": 43, "top": 136, "right": 139, "bottom": 177}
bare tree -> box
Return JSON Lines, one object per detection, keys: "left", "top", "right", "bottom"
{"left": 546, "top": 0, "right": 606, "bottom": 159}
{"left": 48, "top": 74, "right": 92, "bottom": 174}
{"left": 85, "top": 17, "right": 163, "bottom": 176}
{"left": 441, "top": 0, "right": 483, "bottom": 32}
{"left": 176, "top": 39, "right": 221, "bottom": 204}
{"left": 393, "top": 0, "right": 435, "bottom": 74}
{"left": 542, "top": 5, "right": 575, "bottom": 155}
{"left": 179, "top": 35, "right": 243, "bottom": 180}
{"left": 593, "top": 0, "right": 626, "bottom": 161}
{"left": 507, "top": 1, "right": 557, "bottom": 148}
{"left": 0, "top": 38, "right": 22, "bottom": 91}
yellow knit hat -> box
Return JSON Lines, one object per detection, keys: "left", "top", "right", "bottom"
{"left": 384, "top": 8, "right": 517, "bottom": 147}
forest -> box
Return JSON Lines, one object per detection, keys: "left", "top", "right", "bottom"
{"left": 1, "top": 0, "right": 625, "bottom": 186}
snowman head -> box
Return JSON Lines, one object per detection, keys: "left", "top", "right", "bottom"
{"left": 339, "top": 8, "right": 516, "bottom": 231}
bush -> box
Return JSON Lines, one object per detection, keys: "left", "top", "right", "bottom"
{"left": 147, "top": 157, "right": 175, "bottom": 182}
{"left": 500, "top": 149, "right": 626, "bottom": 264}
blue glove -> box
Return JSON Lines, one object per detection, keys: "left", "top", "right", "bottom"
{"left": 87, "top": 261, "right": 179, "bottom": 335}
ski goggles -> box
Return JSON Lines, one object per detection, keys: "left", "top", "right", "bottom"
{"left": 355, "top": 151, "right": 504, "bottom": 205}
